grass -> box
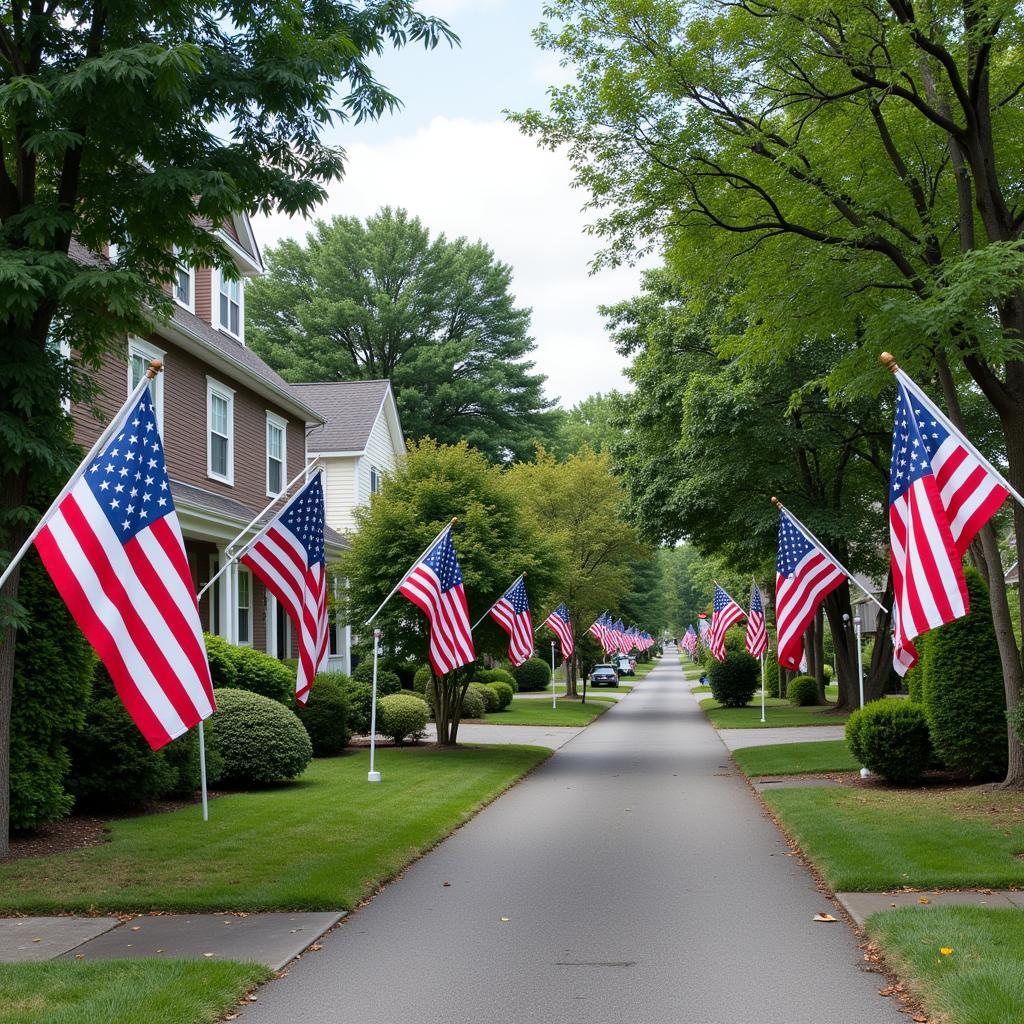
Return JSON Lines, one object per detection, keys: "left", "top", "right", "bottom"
{"left": 0, "top": 960, "right": 269, "bottom": 1024}
{"left": 732, "top": 740, "right": 859, "bottom": 777}
{"left": 691, "top": 684, "right": 711, "bottom": 693}
{"left": 485, "top": 698, "right": 609, "bottom": 727}
{"left": 700, "top": 696, "right": 850, "bottom": 728}
{"left": 867, "top": 907, "right": 1024, "bottom": 1024}
{"left": 763, "top": 787, "right": 1024, "bottom": 891}
{"left": 0, "top": 744, "right": 550, "bottom": 914}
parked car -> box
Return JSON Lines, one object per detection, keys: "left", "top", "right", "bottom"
{"left": 615, "top": 655, "right": 635, "bottom": 677}
{"left": 590, "top": 664, "right": 619, "bottom": 687}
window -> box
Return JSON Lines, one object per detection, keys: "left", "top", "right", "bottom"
{"left": 266, "top": 413, "right": 287, "bottom": 496}
{"left": 172, "top": 247, "right": 194, "bottom": 312}
{"left": 328, "top": 574, "right": 340, "bottom": 657}
{"left": 237, "top": 568, "right": 252, "bottom": 646}
{"left": 370, "top": 465, "right": 381, "bottom": 495}
{"left": 207, "top": 378, "right": 235, "bottom": 483}
{"left": 217, "top": 269, "right": 243, "bottom": 340}
{"left": 128, "top": 337, "right": 165, "bottom": 428}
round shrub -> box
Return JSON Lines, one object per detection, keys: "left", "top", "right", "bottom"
{"left": 294, "top": 675, "right": 350, "bottom": 756}
{"left": 513, "top": 657, "right": 551, "bottom": 692}
{"left": 488, "top": 681, "right": 514, "bottom": 710}
{"left": 352, "top": 660, "right": 401, "bottom": 695}
{"left": 203, "top": 633, "right": 239, "bottom": 688}
{"left": 230, "top": 646, "right": 293, "bottom": 704}
{"left": 822, "top": 663, "right": 833, "bottom": 680}
{"left": 343, "top": 682, "right": 378, "bottom": 736}
{"left": 378, "top": 693, "right": 430, "bottom": 745}
{"left": 923, "top": 568, "right": 1007, "bottom": 781}
{"left": 411, "top": 665, "right": 432, "bottom": 694}
{"left": 459, "top": 685, "right": 486, "bottom": 720}
{"left": 161, "top": 727, "right": 224, "bottom": 799}
{"left": 478, "top": 667, "right": 516, "bottom": 689}
{"left": 470, "top": 681, "right": 500, "bottom": 713}
{"left": 787, "top": 675, "right": 819, "bottom": 707}
{"left": 845, "top": 700, "right": 932, "bottom": 785}
{"left": 707, "top": 649, "right": 759, "bottom": 708}
{"left": 207, "top": 688, "right": 311, "bottom": 785}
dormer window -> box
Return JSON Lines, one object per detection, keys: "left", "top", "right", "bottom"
{"left": 217, "top": 269, "right": 243, "bottom": 341}
{"left": 172, "top": 247, "right": 194, "bottom": 312}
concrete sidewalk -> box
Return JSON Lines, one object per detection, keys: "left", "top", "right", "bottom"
{"left": 421, "top": 722, "right": 583, "bottom": 749}
{"left": 718, "top": 725, "right": 847, "bottom": 750}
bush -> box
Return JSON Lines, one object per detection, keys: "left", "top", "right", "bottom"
{"left": 470, "top": 681, "right": 500, "bottom": 713}
{"left": 763, "top": 658, "right": 780, "bottom": 699}
{"left": 411, "top": 665, "right": 432, "bottom": 694}
{"left": 822, "top": 663, "right": 833, "bottom": 680}
{"left": 294, "top": 675, "right": 351, "bottom": 756}
{"left": 477, "top": 667, "right": 516, "bottom": 689}
{"left": 377, "top": 693, "right": 430, "bottom": 745}
{"left": 203, "top": 633, "right": 239, "bottom": 689}
{"left": 923, "top": 567, "right": 1007, "bottom": 781}
{"left": 343, "top": 682, "right": 378, "bottom": 736}
{"left": 207, "top": 688, "right": 311, "bottom": 785}
{"left": 459, "top": 685, "right": 486, "bottom": 721}
{"left": 903, "top": 634, "right": 929, "bottom": 704}
{"left": 846, "top": 700, "right": 932, "bottom": 785}
{"left": 787, "top": 675, "right": 819, "bottom": 707}
{"left": 707, "top": 648, "right": 759, "bottom": 708}
{"left": 160, "top": 728, "right": 224, "bottom": 799}
{"left": 352, "top": 660, "right": 401, "bottom": 695}
{"left": 488, "top": 681, "right": 514, "bottom": 710}
{"left": 229, "top": 645, "right": 294, "bottom": 704}
{"left": 513, "top": 657, "right": 551, "bottom": 692}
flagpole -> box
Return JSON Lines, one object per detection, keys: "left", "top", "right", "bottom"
{"left": 882, "top": 353, "right": 1024, "bottom": 511}
{"left": 760, "top": 653, "right": 766, "bottom": 724}
{"left": 550, "top": 640, "right": 557, "bottom": 709}
{"left": 0, "top": 363, "right": 162, "bottom": 593}
{"left": 470, "top": 572, "right": 526, "bottom": 633}
{"left": 198, "top": 719, "right": 210, "bottom": 820}
{"left": 770, "top": 498, "right": 887, "bottom": 612}
{"left": 368, "top": 628, "right": 382, "bottom": 783}
{"left": 365, "top": 518, "right": 457, "bottom": 626}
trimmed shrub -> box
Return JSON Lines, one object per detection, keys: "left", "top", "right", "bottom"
{"left": 207, "top": 687, "right": 312, "bottom": 785}
{"left": 923, "top": 567, "right": 1007, "bottom": 781}
{"left": 411, "top": 665, "right": 432, "bottom": 694}
{"left": 161, "top": 728, "right": 224, "bottom": 799}
{"left": 352, "top": 660, "right": 401, "bottom": 695}
{"left": 513, "top": 657, "right": 551, "bottom": 692}
{"left": 763, "top": 658, "right": 780, "bottom": 699}
{"left": 822, "top": 663, "right": 834, "bottom": 680}
{"left": 343, "top": 682, "right": 378, "bottom": 736}
{"left": 459, "top": 685, "right": 486, "bottom": 721}
{"left": 294, "top": 675, "right": 351, "bottom": 756}
{"left": 477, "top": 667, "right": 516, "bottom": 689}
{"left": 378, "top": 693, "right": 430, "bottom": 745}
{"left": 470, "top": 681, "right": 500, "bottom": 713}
{"left": 229, "top": 645, "right": 294, "bottom": 704}
{"left": 845, "top": 700, "right": 932, "bottom": 785}
{"left": 203, "top": 633, "right": 239, "bottom": 689}
{"left": 708, "top": 648, "right": 759, "bottom": 708}
{"left": 787, "top": 675, "right": 819, "bottom": 707}
{"left": 488, "top": 681, "right": 514, "bottom": 710}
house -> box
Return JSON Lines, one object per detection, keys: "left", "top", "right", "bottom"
{"left": 68, "top": 213, "right": 351, "bottom": 674}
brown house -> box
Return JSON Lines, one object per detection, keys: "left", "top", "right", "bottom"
{"left": 69, "top": 213, "right": 350, "bottom": 672}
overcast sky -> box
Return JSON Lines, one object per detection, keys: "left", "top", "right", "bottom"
{"left": 252, "top": 0, "right": 650, "bottom": 409}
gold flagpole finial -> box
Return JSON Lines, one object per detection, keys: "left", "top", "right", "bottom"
{"left": 146, "top": 359, "right": 164, "bottom": 380}
{"left": 770, "top": 495, "right": 782, "bottom": 509}
{"left": 880, "top": 352, "right": 900, "bottom": 374}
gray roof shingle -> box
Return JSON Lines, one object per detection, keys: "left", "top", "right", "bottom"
{"left": 291, "top": 380, "right": 393, "bottom": 453}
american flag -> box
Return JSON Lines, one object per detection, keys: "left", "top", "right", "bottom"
{"left": 398, "top": 526, "right": 476, "bottom": 675}
{"left": 490, "top": 575, "right": 534, "bottom": 667}
{"left": 697, "top": 616, "right": 711, "bottom": 647}
{"left": 611, "top": 617, "right": 626, "bottom": 653}
{"left": 600, "top": 613, "right": 618, "bottom": 654}
{"left": 889, "top": 376, "right": 1008, "bottom": 673}
{"left": 241, "top": 472, "right": 328, "bottom": 704}
{"left": 588, "top": 612, "right": 608, "bottom": 646}
{"left": 544, "top": 603, "right": 575, "bottom": 658}
{"left": 746, "top": 581, "right": 768, "bottom": 658}
{"left": 34, "top": 388, "right": 214, "bottom": 749}
{"left": 682, "top": 625, "right": 698, "bottom": 655}
{"left": 775, "top": 508, "right": 846, "bottom": 671}
{"left": 709, "top": 584, "right": 745, "bottom": 661}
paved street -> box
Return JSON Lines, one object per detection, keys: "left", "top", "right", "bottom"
{"left": 241, "top": 654, "right": 901, "bottom": 1024}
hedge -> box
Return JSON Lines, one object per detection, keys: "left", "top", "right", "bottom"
{"left": 469, "top": 681, "right": 500, "bottom": 713}
{"left": 377, "top": 693, "right": 430, "bottom": 745}
{"left": 787, "top": 675, "right": 819, "bottom": 707}
{"left": 294, "top": 675, "right": 351, "bottom": 756}
{"left": 707, "top": 641, "right": 759, "bottom": 708}
{"left": 846, "top": 699, "right": 932, "bottom": 785}
{"left": 513, "top": 658, "right": 551, "bottom": 692}
{"left": 488, "top": 681, "right": 514, "bottom": 710}
{"left": 351, "top": 660, "right": 402, "bottom": 695}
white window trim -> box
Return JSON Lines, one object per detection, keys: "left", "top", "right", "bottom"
{"left": 369, "top": 464, "right": 381, "bottom": 495}
{"left": 128, "top": 337, "right": 166, "bottom": 431}
{"left": 266, "top": 411, "right": 288, "bottom": 498}
{"left": 206, "top": 376, "right": 235, "bottom": 485}
{"left": 215, "top": 266, "right": 245, "bottom": 343}
{"left": 236, "top": 566, "right": 253, "bottom": 647}
{"left": 172, "top": 247, "right": 195, "bottom": 314}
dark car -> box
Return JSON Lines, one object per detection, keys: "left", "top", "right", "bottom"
{"left": 590, "top": 664, "right": 619, "bottom": 687}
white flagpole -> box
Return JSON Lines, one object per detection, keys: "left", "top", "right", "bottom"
{"left": 770, "top": 498, "right": 887, "bottom": 612}
{"left": 550, "top": 640, "right": 557, "bottom": 709}
{"left": 366, "top": 518, "right": 456, "bottom": 627}
{"left": 854, "top": 614, "right": 870, "bottom": 779}
{"left": 198, "top": 719, "right": 210, "bottom": 820}
{"left": 883, "top": 353, "right": 1024, "bottom": 511}
{"left": 760, "top": 653, "right": 766, "bottom": 724}
{"left": 368, "top": 628, "right": 382, "bottom": 783}
{"left": 0, "top": 363, "right": 161, "bottom": 592}
{"left": 470, "top": 571, "right": 526, "bottom": 633}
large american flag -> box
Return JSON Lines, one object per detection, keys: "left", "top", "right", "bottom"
{"left": 775, "top": 508, "right": 846, "bottom": 671}
{"left": 889, "top": 376, "right": 1008, "bottom": 673}
{"left": 544, "top": 603, "right": 575, "bottom": 658}
{"left": 709, "top": 584, "right": 745, "bottom": 662}
{"left": 611, "top": 617, "right": 626, "bottom": 653}
{"left": 490, "top": 575, "right": 534, "bottom": 666}
{"left": 398, "top": 526, "right": 476, "bottom": 675}
{"left": 34, "top": 388, "right": 214, "bottom": 749}
{"left": 746, "top": 581, "right": 768, "bottom": 658}
{"left": 240, "top": 473, "right": 328, "bottom": 704}
{"left": 588, "top": 612, "right": 609, "bottom": 646}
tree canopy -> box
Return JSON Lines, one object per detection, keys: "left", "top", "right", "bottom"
{"left": 247, "top": 207, "right": 560, "bottom": 462}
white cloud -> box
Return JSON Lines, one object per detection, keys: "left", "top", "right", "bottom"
{"left": 253, "top": 116, "right": 651, "bottom": 407}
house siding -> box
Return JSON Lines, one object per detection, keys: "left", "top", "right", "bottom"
{"left": 358, "top": 410, "right": 398, "bottom": 503}
{"left": 323, "top": 456, "right": 359, "bottom": 536}
{"left": 195, "top": 267, "right": 213, "bottom": 323}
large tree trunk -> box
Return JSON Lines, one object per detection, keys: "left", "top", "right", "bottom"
{"left": 564, "top": 649, "right": 577, "bottom": 697}
{"left": 435, "top": 672, "right": 471, "bottom": 746}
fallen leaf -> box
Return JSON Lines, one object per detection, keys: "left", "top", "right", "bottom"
{"left": 879, "top": 986, "right": 896, "bottom": 997}
{"left": 813, "top": 913, "right": 837, "bottom": 922}
{"left": 912, "top": 1016, "right": 928, "bottom": 1022}
{"left": 74, "top": 954, "right": 84, "bottom": 960}
{"left": 130, "top": 926, "right": 141, "bottom": 932}
{"left": 500, "top": 917, "right": 509, "bottom": 923}
{"left": 309, "top": 944, "right": 323, "bottom": 952}
{"left": 31, "top": 938, "right": 41, "bottom": 943}
{"left": 442, "top": 881, "right": 450, "bottom": 887}
{"left": 940, "top": 947, "right": 954, "bottom": 956}
{"left": 156, "top": 949, "right": 164, "bottom": 954}
{"left": 225, "top": 1016, "right": 239, "bottom": 1021}
{"left": 247, "top": 994, "right": 258, "bottom": 1002}
{"left": 203, "top": 952, "right": 214, "bottom": 958}
{"left": 918, "top": 896, "right": 930, "bottom": 904}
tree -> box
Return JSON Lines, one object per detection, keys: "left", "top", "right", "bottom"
{"left": 516, "top": 0, "right": 1024, "bottom": 783}
{"left": 247, "top": 208, "right": 560, "bottom": 462}
{"left": 0, "top": 0, "right": 455, "bottom": 853}
{"left": 338, "top": 440, "right": 560, "bottom": 744}
{"left": 555, "top": 392, "right": 624, "bottom": 456}
{"left": 507, "top": 447, "right": 646, "bottom": 694}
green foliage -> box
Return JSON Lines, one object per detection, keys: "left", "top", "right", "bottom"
{"left": 923, "top": 568, "right": 1008, "bottom": 781}
{"left": 9, "top": 552, "right": 92, "bottom": 830}
{"left": 248, "top": 208, "right": 559, "bottom": 462}
{"left": 203, "top": 634, "right": 239, "bottom": 689}
{"left": 411, "top": 666, "right": 431, "bottom": 694}
{"left": 554, "top": 391, "right": 625, "bottom": 455}
{"left": 787, "top": 676, "right": 819, "bottom": 707}
{"left": 476, "top": 667, "right": 516, "bottom": 689}
{"left": 352, "top": 661, "right": 401, "bottom": 695}
{"left": 469, "top": 681, "right": 499, "bottom": 713}
{"left": 377, "top": 693, "right": 430, "bottom": 745}
{"left": 763, "top": 658, "right": 780, "bottom": 699}
{"left": 487, "top": 681, "right": 514, "bottom": 710}
{"left": 845, "top": 700, "right": 933, "bottom": 785}
{"left": 207, "top": 688, "right": 311, "bottom": 786}
{"left": 229, "top": 646, "right": 294, "bottom": 705}
{"left": 343, "top": 682, "right": 378, "bottom": 737}
{"left": 294, "top": 675, "right": 351, "bottom": 756}
{"left": 708, "top": 646, "right": 759, "bottom": 708}
{"left": 160, "top": 728, "right": 224, "bottom": 800}
{"left": 514, "top": 658, "right": 551, "bottom": 692}
{"left": 903, "top": 633, "right": 931, "bottom": 704}
{"left": 459, "top": 686, "right": 486, "bottom": 721}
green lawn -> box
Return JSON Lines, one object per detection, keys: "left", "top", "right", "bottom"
{"left": 0, "top": 960, "right": 269, "bottom": 1024}
{"left": 732, "top": 740, "right": 859, "bottom": 777}
{"left": 0, "top": 745, "right": 550, "bottom": 914}
{"left": 700, "top": 697, "right": 850, "bottom": 728}
{"left": 867, "top": 907, "right": 1024, "bottom": 1024}
{"left": 764, "top": 788, "right": 1024, "bottom": 891}
{"left": 691, "top": 684, "right": 711, "bottom": 693}
{"left": 485, "top": 698, "right": 609, "bottom": 727}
